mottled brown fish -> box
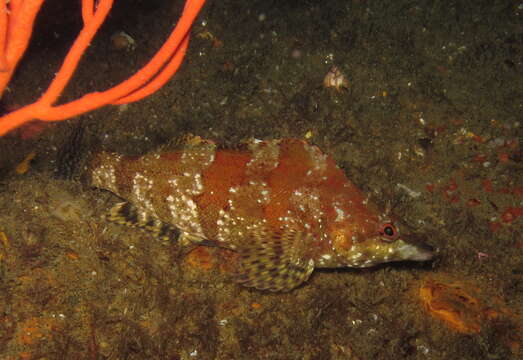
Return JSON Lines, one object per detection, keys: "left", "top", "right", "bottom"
{"left": 90, "top": 137, "right": 434, "bottom": 291}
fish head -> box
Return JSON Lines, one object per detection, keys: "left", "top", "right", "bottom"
{"left": 314, "top": 155, "right": 435, "bottom": 268}
{"left": 327, "top": 210, "right": 435, "bottom": 268}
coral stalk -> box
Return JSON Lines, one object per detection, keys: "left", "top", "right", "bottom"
{"left": 0, "top": 0, "right": 206, "bottom": 136}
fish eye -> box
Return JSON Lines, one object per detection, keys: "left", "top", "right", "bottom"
{"left": 379, "top": 223, "right": 399, "bottom": 241}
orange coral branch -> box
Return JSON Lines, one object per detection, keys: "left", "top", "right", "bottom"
{"left": 0, "top": 0, "right": 8, "bottom": 71}
{"left": 39, "top": 0, "right": 114, "bottom": 108}
{"left": 82, "top": 0, "right": 95, "bottom": 23}
{"left": 0, "top": 0, "right": 206, "bottom": 136}
{"left": 0, "top": 0, "right": 45, "bottom": 93}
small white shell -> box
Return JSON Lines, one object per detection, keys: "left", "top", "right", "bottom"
{"left": 111, "top": 31, "right": 136, "bottom": 51}
{"left": 323, "top": 66, "right": 349, "bottom": 91}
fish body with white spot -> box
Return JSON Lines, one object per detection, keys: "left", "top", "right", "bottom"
{"left": 90, "top": 137, "right": 434, "bottom": 291}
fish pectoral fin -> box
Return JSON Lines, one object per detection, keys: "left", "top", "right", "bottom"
{"left": 235, "top": 227, "right": 315, "bottom": 292}
{"left": 106, "top": 202, "right": 181, "bottom": 242}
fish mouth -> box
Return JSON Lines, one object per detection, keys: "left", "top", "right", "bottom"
{"left": 397, "top": 238, "right": 435, "bottom": 262}
{"left": 409, "top": 242, "right": 435, "bottom": 261}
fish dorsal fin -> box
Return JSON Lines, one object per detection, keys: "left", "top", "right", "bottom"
{"left": 235, "top": 226, "right": 315, "bottom": 292}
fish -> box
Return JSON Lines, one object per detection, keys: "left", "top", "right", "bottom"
{"left": 89, "top": 136, "right": 434, "bottom": 292}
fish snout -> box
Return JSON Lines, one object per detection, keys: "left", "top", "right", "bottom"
{"left": 396, "top": 234, "right": 436, "bottom": 262}
{"left": 409, "top": 241, "right": 435, "bottom": 261}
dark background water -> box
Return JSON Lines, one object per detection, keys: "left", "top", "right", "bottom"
{"left": 0, "top": 0, "right": 521, "bottom": 358}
